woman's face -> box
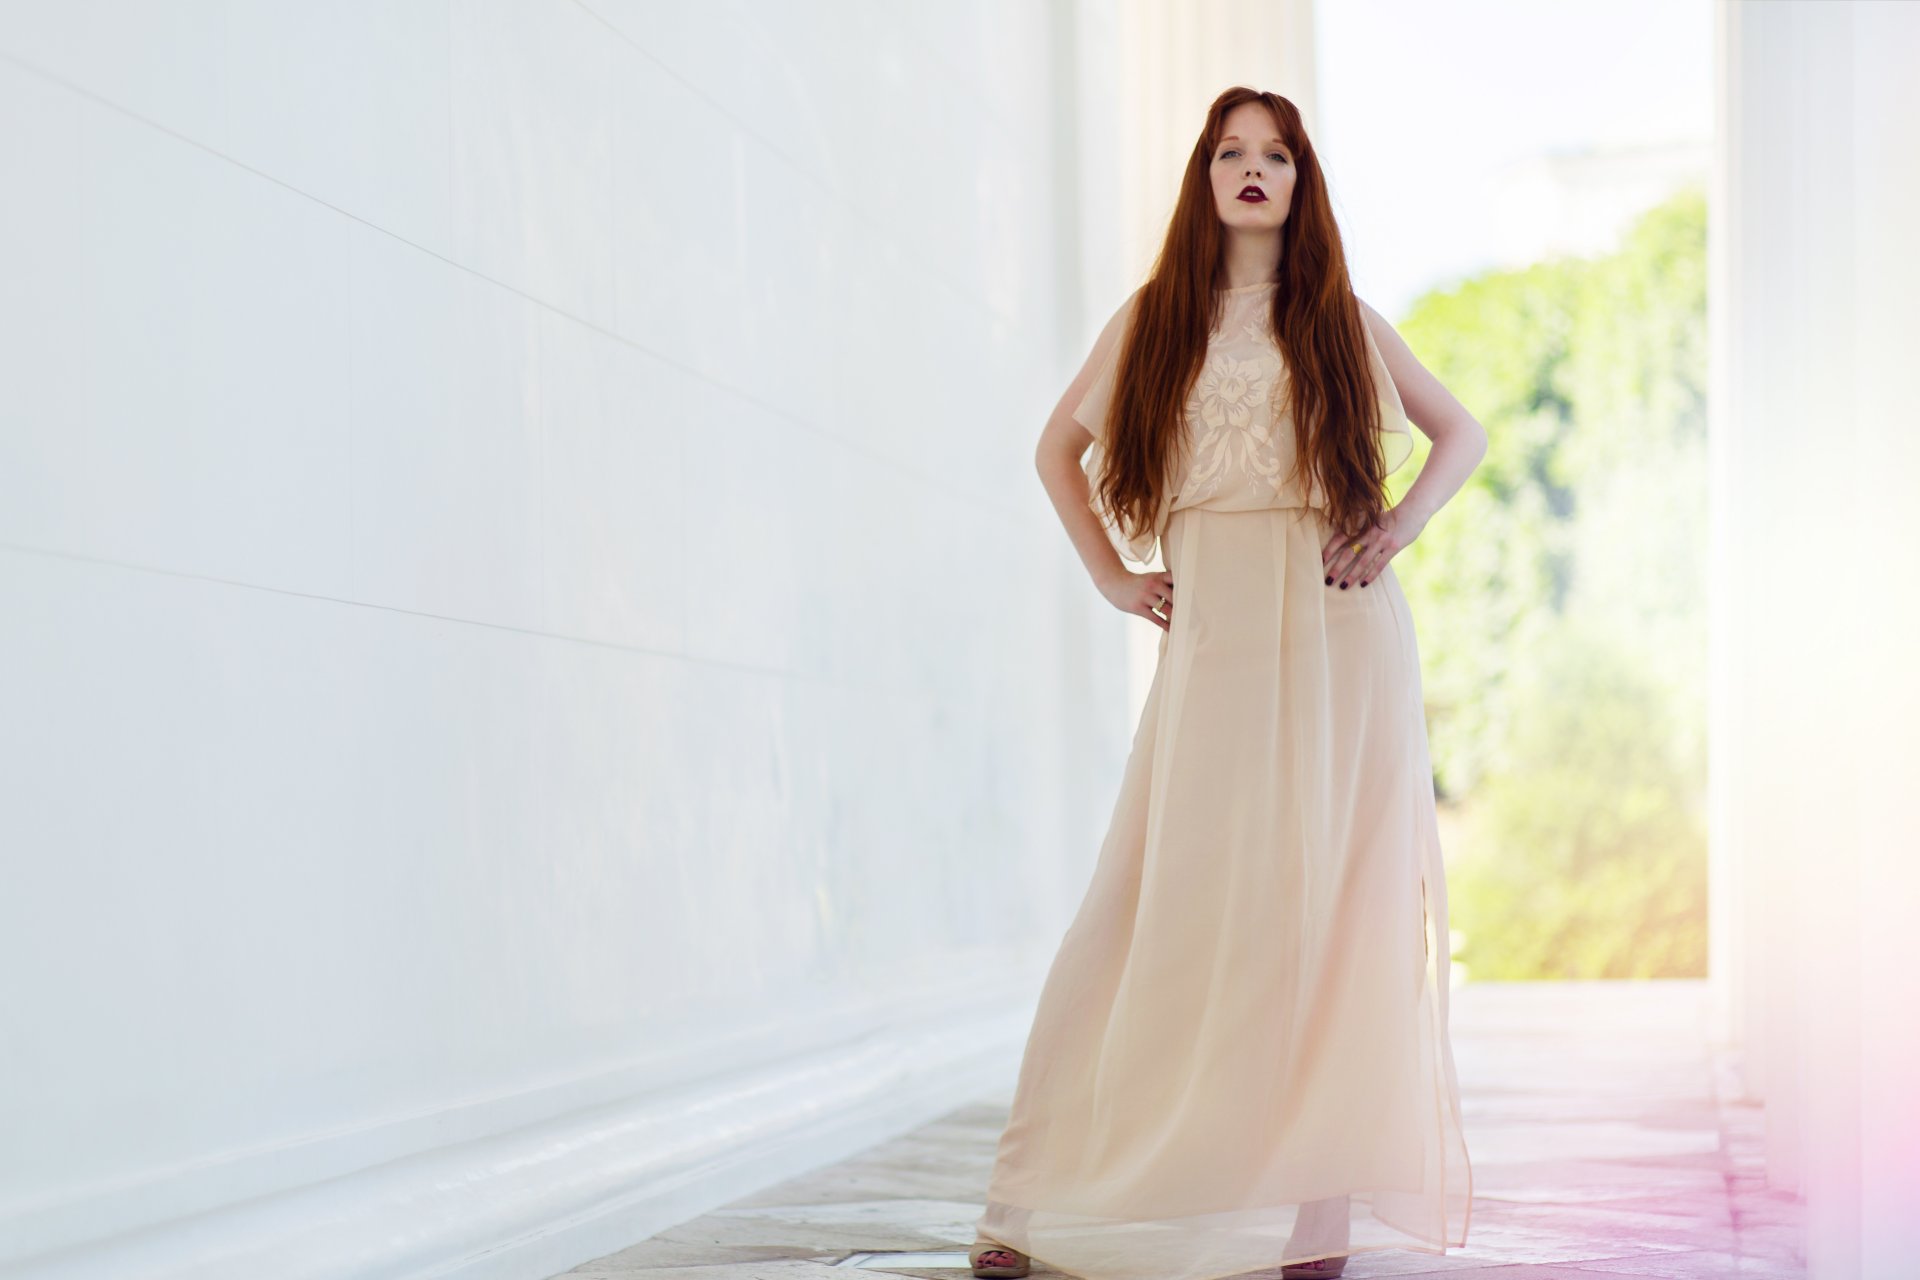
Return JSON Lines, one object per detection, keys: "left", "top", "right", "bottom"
{"left": 1210, "top": 103, "right": 1295, "bottom": 231}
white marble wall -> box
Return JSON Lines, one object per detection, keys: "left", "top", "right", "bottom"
{"left": 1709, "top": 2, "right": 1920, "bottom": 1277}
{"left": 0, "top": 3, "right": 1137, "bottom": 1275}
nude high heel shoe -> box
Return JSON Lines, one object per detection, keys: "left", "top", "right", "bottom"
{"left": 969, "top": 1238, "right": 1032, "bottom": 1278}
{"left": 1280, "top": 1192, "right": 1351, "bottom": 1277}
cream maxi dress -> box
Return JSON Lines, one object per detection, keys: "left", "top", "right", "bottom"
{"left": 973, "top": 282, "right": 1473, "bottom": 1280}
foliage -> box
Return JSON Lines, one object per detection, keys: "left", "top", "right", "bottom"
{"left": 1391, "top": 188, "right": 1709, "bottom": 979}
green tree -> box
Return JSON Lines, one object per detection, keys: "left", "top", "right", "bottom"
{"left": 1391, "top": 188, "right": 1709, "bottom": 979}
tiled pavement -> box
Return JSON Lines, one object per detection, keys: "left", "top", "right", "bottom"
{"left": 555, "top": 981, "right": 1804, "bottom": 1279}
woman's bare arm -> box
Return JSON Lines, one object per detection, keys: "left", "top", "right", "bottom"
{"left": 1035, "top": 302, "right": 1177, "bottom": 630}
{"left": 1035, "top": 415, "right": 1125, "bottom": 594}
{"left": 1320, "top": 298, "right": 1489, "bottom": 589}
{"left": 1356, "top": 296, "right": 1489, "bottom": 531}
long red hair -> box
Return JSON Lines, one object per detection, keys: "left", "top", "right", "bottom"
{"left": 1092, "top": 87, "right": 1394, "bottom": 547}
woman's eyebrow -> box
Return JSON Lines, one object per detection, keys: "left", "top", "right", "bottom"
{"left": 1220, "top": 135, "right": 1289, "bottom": 149}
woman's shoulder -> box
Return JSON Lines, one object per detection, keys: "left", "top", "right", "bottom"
{"left": 1070, "top": 286, "right": 1149, "bottom": 442}
{"left": 1354, "top": 293, "right": 1415, "bottom": 361}
{"left": 1097, "top": 285, "right": 1145, "bottom": 341}
{"left": 1353, "top": 292, "right": 1387, "bottom": 338}
{"left": 1081, "top": 286, "right": 1146, "bottom": 376}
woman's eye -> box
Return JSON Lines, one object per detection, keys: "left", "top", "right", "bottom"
{"left": 1270, "top": 152, "right": 1288, "bottom": 164}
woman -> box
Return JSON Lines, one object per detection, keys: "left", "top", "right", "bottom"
{"left": 969, "top": 89, "right": 1482, "bottom": 1280}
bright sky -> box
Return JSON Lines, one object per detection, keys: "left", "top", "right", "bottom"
{"left": 1314, "top": 0, "right": 1713, "bottom": 320}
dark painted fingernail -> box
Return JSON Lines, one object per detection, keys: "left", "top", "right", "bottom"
{"left": 1360, "top": 579, "right": 1369, "bottom": 587}
{"left": 1339, "top": 581, "right": 1349, "bottom": 589}
{"left": 1324, "top": 576, "right": 1332, "bottom": 585}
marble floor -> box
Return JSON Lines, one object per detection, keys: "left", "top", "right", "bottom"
{"left": 554, "top": 980, "right": 1804, "bottom": 1280}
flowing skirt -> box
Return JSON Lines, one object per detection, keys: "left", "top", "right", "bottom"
{"left": 974, "top": 503, "right": 1472, "bottom": 1280}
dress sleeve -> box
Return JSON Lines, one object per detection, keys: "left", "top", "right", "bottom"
{"left": 1072, "top": 289, "right": 1162, "bottom": 566}
{"left": 1358, "top": 304, "right": 1415, "bottom": 478}
{"left": 1070, "top": 289, "right": 1141, "bottom": 442}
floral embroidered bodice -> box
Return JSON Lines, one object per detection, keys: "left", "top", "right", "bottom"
{"left": 1178, "top": 281, "right": 1295, "bottom": 509}
{"left": 1073, "top": 282, "right": 1414, "bottom": 564}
